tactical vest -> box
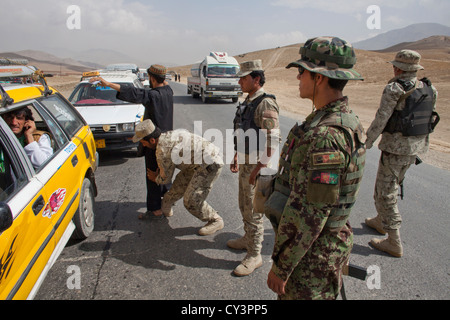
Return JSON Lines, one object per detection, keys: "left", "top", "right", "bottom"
{"left": 384, "top": 78, "right": 439, "bottom": 136}
{"left": 265, "top": 110, "right": 366, "bottom": 231}
{"left": 233, "top": 93, "right": 276, "bottom": 154}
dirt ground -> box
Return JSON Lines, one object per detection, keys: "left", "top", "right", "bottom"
{"left": 47, "top": 44, "right": 450, "bottom": 171}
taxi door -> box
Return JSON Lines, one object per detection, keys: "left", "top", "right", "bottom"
{"left": 34, "top": 95, "right": 95, "bottom": 246}
{"left": 0, "top": 124, "right": 56, "bottom": 300}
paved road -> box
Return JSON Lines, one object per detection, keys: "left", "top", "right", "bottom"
{"left": 36, "top": 81, "right": 450, "bottom": 301}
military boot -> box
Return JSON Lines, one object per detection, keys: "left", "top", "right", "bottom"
{"left": 233, "top": 253, "right": 262, "bottom": 277}
{"left": 227, "top": 236, "right": 248, "bottom": 251}
{"left": 365, "top": 215, "right": 386, "bottom": 235}
{"left": 198, "top": 215, "right": 224, "bottom": 236}
{"left": 370, "top": 229, "right": 403, "bottom": 257}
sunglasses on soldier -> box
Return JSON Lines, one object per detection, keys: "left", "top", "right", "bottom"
{"left": 298, "top": 67, "right": 306, "bottom": 76}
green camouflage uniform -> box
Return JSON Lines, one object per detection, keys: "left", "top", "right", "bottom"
{"left": 365, "top": 73, "right": 438, "bottom": 230}
{"left": 270, "top": 97, "right": 366, "bottom": 299}
{"left": 155, "top": 129, "right": 224, "bottom": 222}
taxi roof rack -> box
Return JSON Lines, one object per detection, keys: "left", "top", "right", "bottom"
{"left": 81, "top": 69, "right": 134, "bottom": 81}
{"left": 0, "top": 58, "right": 52, "bottom": 108}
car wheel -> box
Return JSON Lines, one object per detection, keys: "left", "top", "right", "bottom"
{"left": 72, "top": 178, "right": 95, "bottom": 240}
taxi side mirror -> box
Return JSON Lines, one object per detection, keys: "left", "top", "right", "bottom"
{"left": 0, "top": 202, "right": 13, "bottom": 233}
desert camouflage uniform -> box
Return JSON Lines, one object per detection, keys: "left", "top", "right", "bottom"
{"left": 271, "top": 97, "right": 365, "bottom": 300}
{"left": 236, "top": 88, "right": 280, "bottom": 256}
{"left": 155, "top": 129, "right": 224, "bottom": 222}
{"left": 365, "top": 73, "right": 438, "bottom": 230}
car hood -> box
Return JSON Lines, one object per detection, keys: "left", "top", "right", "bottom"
{"left": 75, "top": 104, "right": 145, "bottom": 125}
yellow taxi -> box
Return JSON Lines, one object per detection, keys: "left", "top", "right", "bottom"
{"left": 0, "top": 62, "right": 98, "bottom": 300}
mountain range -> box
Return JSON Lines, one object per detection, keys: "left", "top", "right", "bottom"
{"left": 353, "top": 23, "right": 450, "bottom": 50}
{"left": 1, "top": 22, "right": 449, "bottom": 75}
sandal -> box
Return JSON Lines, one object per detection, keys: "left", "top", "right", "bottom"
{"left": 138, "top": 210, "right": 164, "bottom": 220}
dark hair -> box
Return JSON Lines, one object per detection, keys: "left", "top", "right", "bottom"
{"left": 151, "top": 74, "right": 165, "bottom": 84}
{"left": 328, "top": 78, "right": 348, "bottom": 91}
{"left": 249, "top": 70, "right": 265, "bottom": 87}
{"left": 6, "top": 106, "right": 34, "bottom": 121}
{"left": 309, "top": 72, "right": 348, "bottom": 91}
{"left": 142, "top": 127, "right": 162, "bottom": 141}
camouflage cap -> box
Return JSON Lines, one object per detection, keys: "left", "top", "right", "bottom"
{"left": 147, "top": 64, "right": 167, "bottom": 78}
{"left": 237, "top": 60, "right": 264, "bottom": 77}
{"left": 286, "top": 36, "right": 363, "bottom": 81}
{"left": 389, "top": 50, "right": 424, "bottom": 72}
{"left": 132, "top": 119, "right": 156, "bottom": 143}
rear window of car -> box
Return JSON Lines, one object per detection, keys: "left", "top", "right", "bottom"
{"left": 68, "top": 83, "right": 132, "bottom": 106}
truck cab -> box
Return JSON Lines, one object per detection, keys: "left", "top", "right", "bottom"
{"left": 187, "top": 52, "right": 242, "bottom": 103}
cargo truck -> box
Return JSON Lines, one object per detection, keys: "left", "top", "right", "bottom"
{"left": 187, "top": 52, "right": 242, "bottom": 103}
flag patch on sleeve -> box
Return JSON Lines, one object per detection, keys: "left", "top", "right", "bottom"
{"left": 311, "top": 171, "right": 339, "bottom": 185}
{"left": 312, "top": 152, "right": 342, "bottom": 166}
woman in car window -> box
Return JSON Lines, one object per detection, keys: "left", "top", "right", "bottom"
{"left": 3, "top": 106, "right": 53, "bottom": 168}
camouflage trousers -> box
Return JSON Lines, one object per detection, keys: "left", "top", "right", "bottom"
{"left": 374, "top": 152, "right": 416, "bottom": 230}
{"left": 162, "top": 163, "right": 223, "bottom": 222}
{"left": 238, "top": 162, "right": 264, "bottom": 255}
{"left": 280, "top": 226, "right": 353, "bottom": 300}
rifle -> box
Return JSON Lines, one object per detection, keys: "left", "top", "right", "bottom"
{"left": 398, "top": 156, "right": 422, "bottom": 200}
{"left": 341, "top": 264, "right": 368, "bottom": 300}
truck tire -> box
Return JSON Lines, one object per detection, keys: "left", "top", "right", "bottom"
{"left": 201, "top": 90, "right": 209, "bottom": 103}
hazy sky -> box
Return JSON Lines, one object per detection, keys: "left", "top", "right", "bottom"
{"left": 2, "top": 0, "right": 449, "bottom": 66}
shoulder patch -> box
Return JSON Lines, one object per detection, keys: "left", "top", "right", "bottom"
{"left": 311, "top": 171, "right": 339, "bottom": 185}
{"left": 312, "top": 152, "right": 342, "bottom": 166}
{"left": 262, "top": 118, "right": 276, "bottom": 130}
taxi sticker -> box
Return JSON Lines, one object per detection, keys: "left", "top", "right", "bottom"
{"left": 43, "top": 188, "right": 66, "bottom": 219}
{"left": 64, "top": 142, "right": 77, "bottom": 154}
{"left": 312, "top": 152, "right": 342, "bottom": 166}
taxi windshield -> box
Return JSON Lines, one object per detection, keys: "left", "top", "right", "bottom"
{"left": 69, "top": 83, "right": 130, "bottom": 106}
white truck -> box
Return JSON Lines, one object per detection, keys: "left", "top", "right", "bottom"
{"left": 187, "top": 52, "right": 242, "bottom": 103}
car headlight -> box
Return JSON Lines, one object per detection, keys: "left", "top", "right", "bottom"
{"left": 121, "top": 123, "right": 135, "bottom": 132}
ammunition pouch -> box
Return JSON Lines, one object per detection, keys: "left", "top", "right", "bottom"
{"left": 264, "top": 189, "right": 289, "bottom": 230}
{"left": 253, "top": 174, "right": 276, "bottom": 213}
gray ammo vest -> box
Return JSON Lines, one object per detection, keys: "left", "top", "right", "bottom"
{"left": 233, "top": 93, "right": 276, "bottom": 154}
{"left": 384, "top": 78, "right": 439, "bottom": 136}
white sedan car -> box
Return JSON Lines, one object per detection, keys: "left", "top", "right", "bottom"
{"left": 69, "top": 70, "right": 145, "bottom": 151}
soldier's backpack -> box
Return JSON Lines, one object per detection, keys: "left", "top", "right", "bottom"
{"left": 384, "top": 78, "right": 440, "bottom": 136}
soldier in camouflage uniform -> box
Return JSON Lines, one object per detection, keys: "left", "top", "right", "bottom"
{"left": 133, "top": 119, "right": 225, "bottom": 236}
{"left": 365, "top": 50, "right": 438, "bottom": 257}
{"left": 265, "top": 37, "right": 366, "bottom": 299}
{"left": 230, "top": 60, "right": 280, "bottom": 276}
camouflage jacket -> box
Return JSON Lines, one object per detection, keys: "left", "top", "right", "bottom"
{"left": 365, "top": 73, "right": 438, "bottom": 155}
{"left": 271, "top": 97, "right": 364, "bottom": 282}
{"left": 155, "top": 129, "right": 224, "bottom": 185}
